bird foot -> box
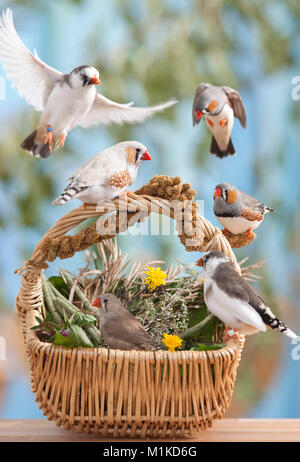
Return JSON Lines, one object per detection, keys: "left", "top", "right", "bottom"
{"left": 55, "top": 132, "right": 67, "bottom": 151}
{"left": 219, "top": 118, "right": 228, "bottom": 127}
{"left": 223, "top": 326, "right": 239, "bottom": 343}
{"left": 44, "top": 126, "right": 53, "bottom": 152}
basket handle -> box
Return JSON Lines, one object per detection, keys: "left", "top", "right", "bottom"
{"left": 16, "top": 191, "right": 241, "bottom": 276}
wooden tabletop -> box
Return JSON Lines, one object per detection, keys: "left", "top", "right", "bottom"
{"left": 0, "top": 419, "right": 300, "bottom": 442}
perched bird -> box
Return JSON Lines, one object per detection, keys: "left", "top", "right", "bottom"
{"left": 196, "top": 251, "right": 297, "bottom": 339}
{"left": 92, "top": 293, "right": 155, "bottom": 350}
{"left": 52, "top": 141, "right": 151, "bottom": 206}
{"left": 0, "top": 9, "right": 177, "bottom": 158}
{"left": 192, "top": 83, "right": 246, "bottom": 158}
{"left": 213, "top": 182, "right": 276, "bottom": 239}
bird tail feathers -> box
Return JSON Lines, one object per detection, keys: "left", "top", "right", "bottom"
{"left": 20, "top": 130, "right": 51, "bottom": 159}
{"left": 210, "top": 136, "right": 235, "bottom": 158}
{"left": 282, "top": 327, "right": 298, "bottom": 340}
{"left": 264, "top": 206, "right": 276, "bottom": 214}
{"left": 265, "top": 308, "right": 298, "bottom": 340}
{"left": 52, "top": 185, "right": 87, "bottom": 206}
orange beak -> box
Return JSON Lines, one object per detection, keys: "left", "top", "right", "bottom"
{"left": 91, "top": 75, "right": 100, "bottom": 85}
{"left": 196, "top": 258, "right": 203, "bottom": 267}
{"left": 196, "top": 110, "right": 203, "bottom": 120}
{"left": 142, "top": 150, "right": 152, "bottom": 161}
{"left": 92, "top": 297, "right": 102, "bottom": 308}
{"left": 213, "top": 187, "right": 222, "bottom": 200}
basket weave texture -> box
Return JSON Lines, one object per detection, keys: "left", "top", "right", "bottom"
{"left": 15, "top": 188, "right": 245, "bottom": 438}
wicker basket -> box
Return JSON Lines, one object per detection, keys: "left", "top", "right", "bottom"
{"left": 15, "top": 193, "right": 245, "bottom": 438}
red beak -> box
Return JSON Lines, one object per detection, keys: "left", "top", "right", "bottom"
{"left": 214, "top": 187, "right": 222, "bottom": 200}
{"left": 142, "top": 150, "right": 152, "bottom": 161}
{"left": 92, "top": 297, "right": 102, "bottom": 308}
{"left": 196, "top": 258, "right": 203, "bottom": 267}
{"left": 196, "top": 110, "right": 203, "bottom": 120}
{"left": 91, "top": 75, "right": 100, "bottom": 85}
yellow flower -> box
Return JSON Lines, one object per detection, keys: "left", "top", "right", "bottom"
{"left": 201, "top": 278, "right": 205, "bottom": 283}
{"left": 143, "top": 266, "right": 167, "bottom": 291}
{"left": 162, "top": 333, "right": 183, "bottom": 352}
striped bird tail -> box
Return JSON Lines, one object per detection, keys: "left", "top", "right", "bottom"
{"left": 268, "top": 313, "right": 297, "bottom": 340}
{"left": 264, "top": 206, "right": 276, "bottom": 214}
{"left": 52, "top": 184, "right": 87, "bottom": 206}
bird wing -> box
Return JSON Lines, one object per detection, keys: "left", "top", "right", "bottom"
{"left": 68, "top": 149, "right": 129, "bottom": 188}
{"left": 79, "top": 93, "right": 177, "bottom": 128}
{"left": 239, "top": 190, "right": 266, "bottom": 216}
{"left": 211, "top": 263, "right": 267, "bottom": 331}
{"left": 240, "top": 207, "right": 264, "bottom": 221}
{"left": 124, "top": 321, "right": 154, "bottom": 347}
{"left": 192, "top": 83, "right": 211, "bottom": 126}
{"left": 76, "top": 168, "right": 132, "bottom": 189}
{"left": 207, "top": 283, "right": 267, "bottom": 332}
{"left": 221, "top": 86, "right": 247, "bottom": 128}
{"left": 102, "top": 312, "right": 154, "bottom": 347}
{"left": 0, "top": 8, "right": 62, "bottom": 111}
{"left": 240, "top": 190, "right": 276, "bottom": 216}
{"left": 67, "top": 154, "right": 101, "bottom": 181}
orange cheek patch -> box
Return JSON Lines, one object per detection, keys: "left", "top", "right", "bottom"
{"left": 226, "top": 190, "right": 238, "bottom": 204}
{"left": 208, "top": 100, "right": 218, "bottom": 113}
{"left": 126, "top": 147, "right": 136, "bottom": 165}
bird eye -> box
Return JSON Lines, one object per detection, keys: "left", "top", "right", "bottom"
{"left": 223, "top": 189, "right": 228, "bottom": 201}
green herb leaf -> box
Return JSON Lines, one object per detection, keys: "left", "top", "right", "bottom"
{"left": 53, "top": 325, "right": 93, "bottom": 348}
{"left": 191, "top": 343, "right": 226, "bottom": 351}
{"left": 188, "top": 307, "right": 208, "bottom": 329}
{"left": 82, "top": 314, "right": 97, "bottom": 324}
{"left": 49, "top": 276, "right": 69, "bottom": 296}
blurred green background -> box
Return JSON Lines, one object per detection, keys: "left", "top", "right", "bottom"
{"left": 0, "top": 0, "right": 299, "bottom": 419}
